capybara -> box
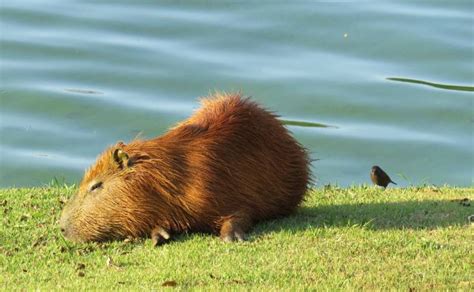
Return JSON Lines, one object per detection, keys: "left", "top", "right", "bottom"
{"left": 59, "top": 93, "right": 310, "bottom": 244}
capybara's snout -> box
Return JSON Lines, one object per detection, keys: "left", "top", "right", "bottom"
{"left": 59, "top": 208, "right": 75, "bottom": 241}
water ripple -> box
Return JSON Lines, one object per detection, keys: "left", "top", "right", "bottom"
{"left": 1, "top": 146, "right": 92, "bottom": 169}
{"left": 281, "top": 119, "right": 336, "bottom": 129}
{"left": 387, "top": 77, "right": 474, "bottom": 92}
{"left": 0, "top": 111, "right": 93, "bottom": 139}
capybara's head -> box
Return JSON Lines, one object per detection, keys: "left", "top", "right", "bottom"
{"left": 59, "top": 142, "right": 156, "bottom": 242}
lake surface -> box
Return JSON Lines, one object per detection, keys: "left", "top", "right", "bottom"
{"left": 1, "top": 1, "right": 473, "bottom": 187}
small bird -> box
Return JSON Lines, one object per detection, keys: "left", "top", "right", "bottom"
{"left": 371, "top": 165, "right": 397, "bottom": 188}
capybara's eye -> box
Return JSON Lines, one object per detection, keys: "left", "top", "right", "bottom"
{"left": 90, "top": 182, "right": 103, "bottom": 192}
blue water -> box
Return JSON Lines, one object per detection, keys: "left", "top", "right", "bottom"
{"left": 0, "top": 1, "right": 473, "bottom": 187}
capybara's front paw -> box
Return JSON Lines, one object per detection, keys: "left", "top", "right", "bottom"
{"left": 151, "top": 226, "right": 171, "bottom": 247}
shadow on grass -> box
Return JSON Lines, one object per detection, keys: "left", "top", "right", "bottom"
{"left": 253, "top": 200, "right": 472, "bottom": 235}
{"left": 54, "top": 199, "right": 471, "bottom": 250}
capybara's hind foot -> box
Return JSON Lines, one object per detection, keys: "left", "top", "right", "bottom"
{"left": 219, "top": 213, "right": 252, "bottom": 243}
{"left": 221, "top": 225, "right": 245, "bottom": 242}
{"left": 151, "top": 226, "right": 171, "bottom": 247}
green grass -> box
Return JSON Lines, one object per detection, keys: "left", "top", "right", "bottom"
{"left": 1, "top": 185, "right": 473, "bottom": 290}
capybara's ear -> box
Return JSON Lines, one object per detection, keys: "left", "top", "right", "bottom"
{"left": 113, "top": 148, "right": 129, "bottom": 169}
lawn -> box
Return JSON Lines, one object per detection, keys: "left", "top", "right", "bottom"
{"left": 1, "top": 185, "right": 472, "bottom": 290}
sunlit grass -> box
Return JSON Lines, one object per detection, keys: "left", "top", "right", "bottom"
{"left": 1, "top": 185, "right": 472, "bottom": 290}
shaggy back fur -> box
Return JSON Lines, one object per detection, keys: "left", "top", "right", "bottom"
{"left": 59, "top": 93, "right": 310, "bottom": 242}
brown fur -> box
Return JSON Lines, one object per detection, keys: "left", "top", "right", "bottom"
{"left": 59, "top": 93, "right": 310, "bottom": 243}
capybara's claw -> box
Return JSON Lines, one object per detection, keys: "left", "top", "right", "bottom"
{"left": 219, "top": 213, "right": 250, "bottom": 243}
{"left": 221, "top": 230, "right": 246, "bottom": 243}
{"left": 151, "top": 226, "right": 171, "bottom": 247}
